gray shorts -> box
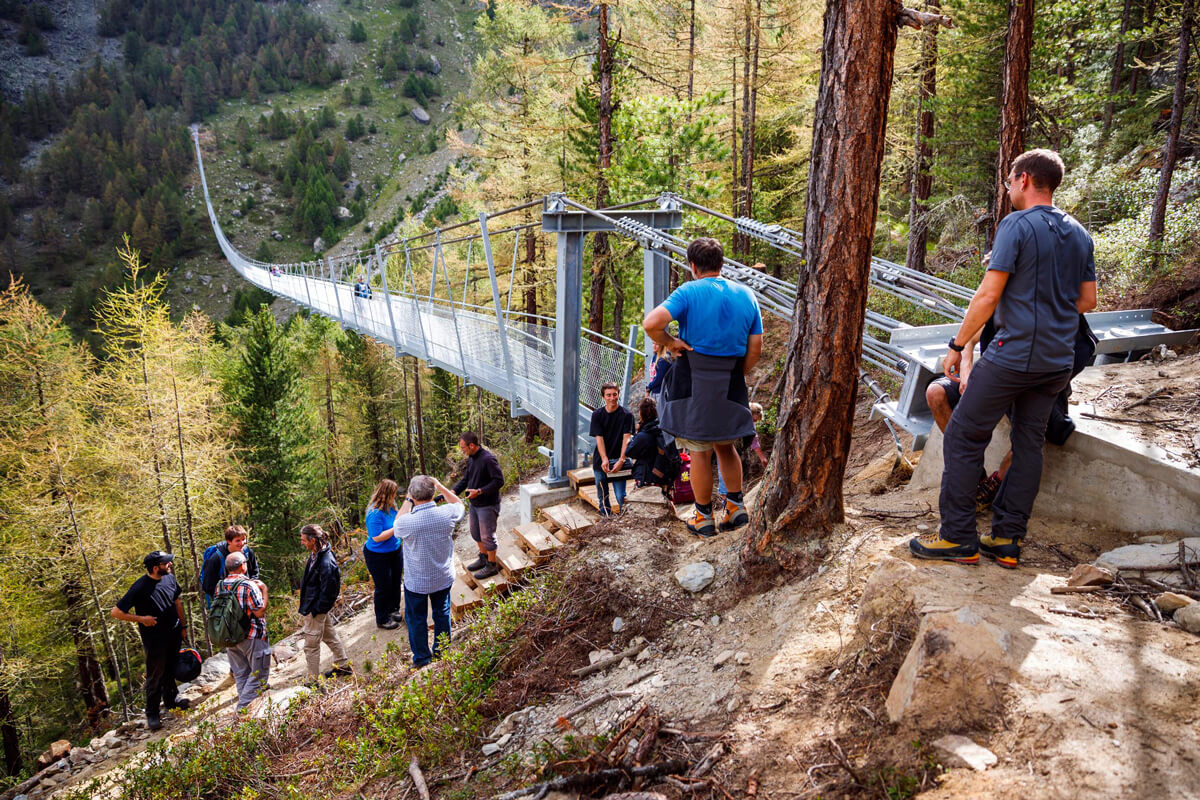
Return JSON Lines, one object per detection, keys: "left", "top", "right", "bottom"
{"left": 674, "top": 436, "right": 739, "bottom": 452}
{"left": 469, "top": 504, "right": 499, "bottom": 551}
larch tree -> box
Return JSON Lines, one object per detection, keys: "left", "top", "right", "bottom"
{"left": 744, "top": 0, "right": 949, "bottom": 576}
{"left": 1147, "top": 0, "right": 1194, "bottom": 265}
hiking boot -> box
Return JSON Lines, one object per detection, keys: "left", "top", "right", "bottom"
{"left": 377, "top": 619, "right": 400, "bottom": 630}
{"left": 323, "top": 665, "right": 354, "bottom": 679}
{"left": 979, "top": 533, "right": 1021, "bottom": 568}
{"left": 465, "top": 555, "right": 489, "bottom": 571}
{"left": 686, "top": 507, "right": 716, "bottom": 537}
{"left": 908, "top": 531, "right": 979, "bottom": 564}
{"left": 474, "top": 562, "right": 500, "bottom": 579}
{"left": 146, "top": 713, "right": 163, "bottom": 731}
{"left": 975, "top": 472, "right": 1002, "bottom": 510}
{"left": 719, "top": 499, "right": 749, "bottom": 531}
{"left": 165, "top": 698, "right": 190, "bottom": 711}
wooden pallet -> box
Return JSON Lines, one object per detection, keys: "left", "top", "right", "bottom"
{"left": 513, "top": 521, "right": 563, "bottom": 563}
{"left": 542, "top": 502, "right": 597, "bottom": 541}
{"left": 567, "top": 467, "right": 595, "bottom": 489}
{"left": 497, "top": 539, "right": 534, "bottom": 582}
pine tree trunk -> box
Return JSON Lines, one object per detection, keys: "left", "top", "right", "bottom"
{"left": 1129, "top": 0, "right": 1158, "bottom": 95}
{"left": 992, "top": 0, "right": 1034, "bottom": 240}
{"left": 687, "top": 0, "right": 696, "bottom": 106}
{"left": 0, "top": 647, "right": 21, "bottom": 776}
{"left": 744, "top": 0, "right": 902, "bottom": 576}
{"left": 905, "top": 0, "right": 939, "bottom": 273}
{"left": 1103, "top": 0, "right": 1134, "bottom": 135}
{"left": 412, "top": 358, "right": 427, "bottom": 474}
{"left": 731, "top": 58, "right": 739, "bottom": 219}
{"left": 740, "top": 0, "right": 762, "bottom": 255}
{"left": 1148, "top": 0, "right": 1193, "bottom": 266}
{"left": 590, "top": 2, "right": 614, "bottom": 337}
{"left": 400, "top": 358, "right": 416, "bottom": 477}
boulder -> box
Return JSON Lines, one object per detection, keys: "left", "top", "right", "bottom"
{"left": 933, "top": 734, "right": 998, "bottom": 771}
{"left": 1094, "top": 538, "right": 1200, "bottom": 590}
{"left": 35, "top": 740, "right": 71, "bottom": 770}
{"left": 337, "top": 206, "right": 353, "bottom": 220}
{"left": 674, "top": 562, "right": 715, "bottom": 593}
{"left": 312, "top": 237, "right": 326, "bottom": 253}
{"left": 427, "top": 55, "right": 442, "bottom": 75}
{"left": 713, "top": 650, "right": 735, "bottom": 668}
{"left": 410, "top": 106, "right": 431, "bottom": 125}
{"left": 886, "top": 606, "right": 1015, "bottom": 729}
{"left": 1155, "top": 592, "right": 1194, "bottom": 613}
{"left": 612, "top": 617, "right": 625, "bottom": 633}
{"left": 1175, "top": 602, "right": 1200, "bottom": 635}
{"left": 231, "top": 209, "right": 242, "bottom": 218}
{"left": 272, "top": 230, "right": 283, "bottom": 241}
{"left": 1066, "top": 564, "right": 1114, "bottom": 587}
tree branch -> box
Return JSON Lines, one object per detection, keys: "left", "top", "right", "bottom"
{"left": 898, "top": 8, "right": 953, "bottom": 29}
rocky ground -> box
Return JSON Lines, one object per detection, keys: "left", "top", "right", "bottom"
{"left": 0, "top": 0, "right": 120, "bottom": 105}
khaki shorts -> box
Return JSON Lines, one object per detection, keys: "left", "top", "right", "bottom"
{"left": 674, "top": 436, "right": 739, "bottom": 452}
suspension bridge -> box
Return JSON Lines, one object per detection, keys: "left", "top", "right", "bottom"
{"left": 192, "top": 130, "right": 1194, "bottom": 485}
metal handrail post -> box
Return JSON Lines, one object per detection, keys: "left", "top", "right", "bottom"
{"left": 642, "top": 245, "right": 669, "bottom": 361}
{"left": 548, "top": 230, "right": 583, "bottom": 485}
{"left": 301, "top": 260, "right": 314, "bottom": 309}
{"left": 620, "top": 323, "right": 637, "bottom": 406}
{"left": 479, "top": 212, "right": 517, "bottom": 406}
{"left": 327, "top": 255, "right": 344, "bottom": 325}
{"left": 506, "top": 233, "right": 519, "bottom": 313}
{"left": 462, "top": 239, "right": 472, "bottom": 306}
{"left": 436, "top": 232, "right": 470, "bottom": 379}
{"left": 375, "top": 244, "right": 403, "bottom": 358}
{"left": 405, "top": 245, "right": 432, "bottom": 362}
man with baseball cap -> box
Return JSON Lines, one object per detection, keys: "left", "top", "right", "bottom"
{"left": 112, "top": 551, "right": 191, "bottom": 730}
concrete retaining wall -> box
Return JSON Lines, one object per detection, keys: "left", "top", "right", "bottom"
{"left": 910, "top": 416, "right": 1200, "bottom": 535}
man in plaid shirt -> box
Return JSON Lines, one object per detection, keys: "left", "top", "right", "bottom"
{"left": 395, "top": 475, "right": 464, "bottom": 667}
{"left": 221, "top": 551, "right": 271, "bottom": 712}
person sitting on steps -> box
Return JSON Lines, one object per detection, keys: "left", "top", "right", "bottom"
{"left": 642, "top": 237, "right": 763, "bottom": 537}
{"left": 453, "top": 432, "right": 504, "bottom": 580}
{"left": 589, "top": 382, "right": 635, "bottom": 517}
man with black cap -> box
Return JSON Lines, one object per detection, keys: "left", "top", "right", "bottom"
{"left": 111, "top": 551, "right": 191, "bottom": 730}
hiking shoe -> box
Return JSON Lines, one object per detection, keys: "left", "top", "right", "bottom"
{"left": 474, "top": 562, "right": 500, "bottom": 579}
{"left": 323, "top": 665, "right": 354, "bottom": 679}
{"left": 165, "top": 698, "right": 190, "bottom": 711}
{"left": 908, "top": 531, "right": 979, "bottom": 564}
{"left": 686, "top": 507, "right": 716, "bottom": 537}
{"left": 979, "top": 533, "right": 1021, "bottom": 568}
{"left": 465, "top": 555, "right": 489, "bottom": 571}
{"left": 975, "top": 472, "right": 1002, "bottom": 510}
{"left": 719, "top": 499, "right": 749, "bottom": 531}
{"left": 377, "top": 619, "right": 400, "bottom": 630}
{"left": 146, "top": 714, "right": 163, "bottom": 731}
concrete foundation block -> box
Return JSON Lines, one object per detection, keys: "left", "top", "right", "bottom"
{"left": 519, "top": 482, "right": 577, "bottom": 525}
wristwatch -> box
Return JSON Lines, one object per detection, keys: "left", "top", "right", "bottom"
{"left": 947, "top": 337, "right": 965, "bottom": 352}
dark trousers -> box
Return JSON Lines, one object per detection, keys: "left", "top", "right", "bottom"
{"left": 939, "top": 359, "right": 1071, "bottom": 544}
{"left": 404, "top": 586, "right": 451, "bottom": 667}
{"left": 143, "top": 631, "right": 182, "bottom": 716}
{"left": 363, "top": 547, "right": 403, "bottom": 625}
{"left": 593, "top": 460, "right": 628, "bottom": 514}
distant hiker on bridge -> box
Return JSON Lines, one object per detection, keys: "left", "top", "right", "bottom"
{"left": 394, "top": 475, "right": 464, "bottom": 668}
{"left": 364, "top": 479, "right": 404, "bottom": 630}
{"left": 111, "top": 551, "right": 190, "bottom": 731}
{"left": 590, "top": 382, "right": 635, "bottom": 517}
{"left": 911, "top": 149, "right": 1097, "bottom": 568}
{"left": 453, "top": 432, "right": 504, "bottom": 579}
{"left": 217, "top": 551, "right": 270, "bottom": 714}
{"left": 643, "top": 237, "right": 763, "bottom": 537}
{"left": 298, "top": 524, "right": 353, "bottom": 680}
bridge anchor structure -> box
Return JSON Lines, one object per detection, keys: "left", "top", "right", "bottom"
{"left": 192, "top": 130, "right": 1197, "bottom": 480}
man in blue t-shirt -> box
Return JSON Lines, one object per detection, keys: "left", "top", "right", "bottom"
{"left": 642, "top": 237, "right": 763, "bottom": 537}
{"left": 911, "top": 149, "right": 1097, "bottom": 568}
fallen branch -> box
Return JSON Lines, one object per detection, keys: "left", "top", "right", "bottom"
{"left": 826, "top": 738, "right": 862, "bottom": 786}
{"left": 1081, "top": 412, "right": 1184, "bottom": 425}
{"left": 898, "top": 7, "right": 954, "bottom": 29}
{"left": 689, "top": 743, "right": 724, "bottom": 778}
{"left": 1046, "top": 606, "right": 1106, "bottom": 619}
{"left": 572, "top": 643, "right": 648, "bottom": 677}
{"left": 560, "top": 690, "right": 636, "bottom": 721}
{"left": 492, "top": 760, "right": 690, "bottom": 800}
{"left": 409, "top": 758, "right": 431, "bottom": 800}
{"left": 1050, "top": 585, "right": 1105, "bottom": 595}
{"left": 1120, "top": 387, "right": 1169, "bottom": 411}
{"left": 858, "top": 502, "right": 932, "bottom": 520}
{"left": 624, "top": 669, "right": 656, "bottom": 688}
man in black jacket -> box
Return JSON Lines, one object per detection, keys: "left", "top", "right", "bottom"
{"left": 452, "top": 432, "right": 504, "bottom": 579}
{"left": 298, "top": 524, "right": 352, "bottom": 679}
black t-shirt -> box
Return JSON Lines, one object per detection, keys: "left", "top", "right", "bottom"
{"left": 116, "top": 574, "right": 182, "bottom": 644}
{"left": 589, "top": 405, "right": 635, "bottom": 469}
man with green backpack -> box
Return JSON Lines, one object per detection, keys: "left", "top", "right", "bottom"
{"left": 209, "top": 551, "right": 270, "bottom": 713}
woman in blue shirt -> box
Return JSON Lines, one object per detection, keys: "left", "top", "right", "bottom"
{"left": 363, "top": 479, "right": 403, "bottom": 629}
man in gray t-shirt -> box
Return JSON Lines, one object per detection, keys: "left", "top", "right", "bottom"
{"left": 910, "top": 149, "right": 1097, "bottom": 569}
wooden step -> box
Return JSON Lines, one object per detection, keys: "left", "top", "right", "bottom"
{"left": 568, "top": 467, "right": 595, "bottom": 489}
{"left": 473, "top": 568, "right": 511, "bottom": 597}
{"left": 497, "top": 539, "right": 534, "bottom": 582}
{"left": 542, "top": 502, "right": 597, "bottom": 541}
{"left": 450, "top": 576, "right": 482, "bottom": 621}
{"left": 513, "top": 522, "right": 563, "bottom": 563}
{"left": 624, "top": 484, "right": 670, "bottom": 506}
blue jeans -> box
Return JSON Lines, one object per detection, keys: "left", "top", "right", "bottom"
{"left": 363, "top": 547, "right": 403, "bottom": 625}
{"left": 404, "top": 586, "right": 451, "bottom": 666}
{"left": 593, "top": 459, "right": 628, "bottom": 514}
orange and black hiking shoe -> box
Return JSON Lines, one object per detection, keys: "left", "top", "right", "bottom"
{"left": 719, "top": 499, "right": 749, "bottom": 531}
{"left": 979, "top": 534, "right": 1020, "bottom": 568}
{"left": 687, "top": 507, "right": 716, "bottom": 537}
{"left": 908, "top": 531, "right": 979, "bottom": 564}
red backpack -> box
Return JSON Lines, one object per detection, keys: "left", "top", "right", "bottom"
{"left": 671, "top": 451, "right": 695, "bottom": 505}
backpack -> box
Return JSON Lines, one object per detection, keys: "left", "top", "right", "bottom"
{"left": 200, "top": 542, "right": 225, "bottom": 600}
{"left": 206, "top": 578, "right": 251, "bottom": 649}
{"left": 671, "top": 451, "right": 695, "bottom": 505}
{"left": 632, "top": 431, "right": 684, "bottom": 490}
